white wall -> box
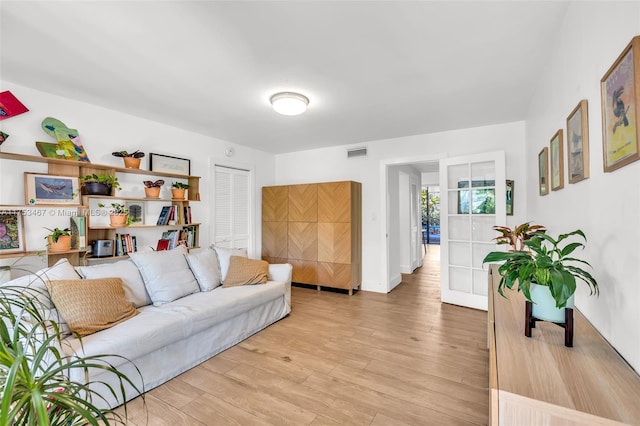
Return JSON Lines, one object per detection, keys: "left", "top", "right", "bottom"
{"left": 276, "top": 120, "right": 528, "bottom": 293}
{"left": 0, "top": 82, "right": 276, "bottom": 259}
{"left": 525, "top": 2, "right": 640, "bottom": 371}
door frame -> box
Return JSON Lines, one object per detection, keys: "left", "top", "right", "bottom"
{"left": 380, "top": 153, "right": 446, "bottom": 293}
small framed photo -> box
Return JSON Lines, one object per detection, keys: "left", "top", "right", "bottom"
{"left": 506, "top": 180, "right": 514, "bottom": 216}
{"left": 566, "top": 100, "right": 589, "bottom": 183}
{"left": 601, "top": 36, "right": 640, "bottom": 172}
{"left": 149, "top": 153, "right": 191, "bottom": 176}
{"left": 125, "top": 200, "right": 145, "bottom": 226}
{"left": 550, "top": 130, "right": 564, "bottom": 191}
{"left": 0, "top": 210, "right": 25, "bottom": 254}
{"left": 538, "top": 147, "right": 549, "bottom": 196}
{"left": 24, "top": 173, "right": 80, "bottom": 205}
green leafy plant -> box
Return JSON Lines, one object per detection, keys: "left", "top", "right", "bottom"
{"left": 171, "top": 182, "right": 189, "bottom": 190}
{"left": 491, "top": 222, "right": 546, "bottom": 252}
{"left": 43, "top": 227, "right": 71, "bottom": 243}
{"left": 483, "top": 227, "right": 599, "bottom": 308}
{"left": 98, "top": 203, "right": 132, "bottom": 226}
{"left": 0, "top": 262, "right": 144, "bottom": 424}
{"left": 80, "top": 174, "right": 121, "bottom": 191}
{"left": 111, "top": 150, "right": 145, "bottom": 158}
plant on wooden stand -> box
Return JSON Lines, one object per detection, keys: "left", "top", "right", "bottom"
{"left": 44, "top": 227, "right": 72, "bottom": 252}
{"left": 171, "top": 182, "right": 189, "bottom": 200}
{"left": 143, "top": 179, "right": 164, "bottom": 198}
{"left": 98, "top": 203, "right": 131, "bottom": 227}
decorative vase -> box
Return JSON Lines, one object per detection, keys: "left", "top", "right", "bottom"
{"left": 123, "top": 157, "right": 141, "bottom": 169}
{"left": 85, "top": 182, "right": 112, "bottom": 196}
{"left": 48, "top": 235, "right": 72, "bottom": 252}
{"left": 144, "top": 187, "right": 161, "bottom": 198}
{"left": 171, "top": 188, "right": 186, "bottom": 200}
{"left": 109, "top": 214, "right": 128, "bottom": 227}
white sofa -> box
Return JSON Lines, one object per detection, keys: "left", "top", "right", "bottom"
{"left": 2, "top": 246, "right": 292, "bottom": 408}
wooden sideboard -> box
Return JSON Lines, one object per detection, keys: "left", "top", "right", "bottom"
{"left": 488, "top": 265, "right": 640, "bottom": 425}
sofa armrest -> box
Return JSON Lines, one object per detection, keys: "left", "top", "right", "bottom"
{"left": 268, "top": 263, "right": 292, "bottom": 285}
{"left": 268, "top": 263, "right": 292, "bottom": 311}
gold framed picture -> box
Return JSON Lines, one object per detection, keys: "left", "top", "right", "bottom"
{"left": 550, "top": 130, "right": 564, "bottom": 191}
{"left": 538, "top": 147, "right": 549, "bottom": 196}
{"left": 566, "top": 100, "right": 589, "bottom": 183}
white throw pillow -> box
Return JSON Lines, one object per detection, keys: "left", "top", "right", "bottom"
{"left": 1, "top": 258, "right": 80, "bottom": 335}
{"left": 184, "top": 248, "right": 221, "bottom": 291}
{"left": 211, "top": 246, "right": 247, "bottom": 281}
{"left": 76, "top": 260, "right": 152, "bottom": 308}
{"left": 129, "top": 246, "right": 199, "bottom": 305}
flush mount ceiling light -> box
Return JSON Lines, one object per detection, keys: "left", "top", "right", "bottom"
{"left": 270, "top": 92, "right": 309, "bottom": 116}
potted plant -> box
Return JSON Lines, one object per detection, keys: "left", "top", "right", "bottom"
{"left": 44, "top": 227, "right": 72, "bottom": 252}
{"left": 99, "top": 202, "right": 131, "bottom": 227}
{"left": 143, "top": 179, "right": 165, "bottom": 198}
{"left": 483, "top": 225, "right": 599, "bottom": 324}
{"left": 0, "top": 275, "right": 142, "bottom": 424}
{"left": 171, "top": 182, "right": 189, "bottom": 200}
{"left": 81, "top": 173, "right": 121, "bottom": 196}
{"left": 112, "top": 150, "right": 145, "bottom": 169}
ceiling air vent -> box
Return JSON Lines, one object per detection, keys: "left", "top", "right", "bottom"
{"left": 347, "top": 147, "right": 367, "bottom": 158}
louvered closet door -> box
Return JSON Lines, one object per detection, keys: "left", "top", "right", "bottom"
{"left": 214, "top": 166, "right": 250, "bottom": 249}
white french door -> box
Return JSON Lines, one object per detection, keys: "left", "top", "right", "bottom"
{"left": 213, "top": 165, "right": 250, "bottom": 249}
{"left": 439, "top": 151, "right": 505, "bottom": 311}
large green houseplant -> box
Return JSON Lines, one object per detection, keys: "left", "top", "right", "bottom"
{"left": 483, "top": 225, "right": 599, "bottom": 309}
{"left": 0, "top": 263, "right": 143, "bottom": 425}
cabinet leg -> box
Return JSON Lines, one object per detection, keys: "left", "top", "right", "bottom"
{"left": 317, "top": 285, "right": 321, "bottom": 292}
{"left": 565, "top": 308, "right": 574, "bottom": 347}
{"left": 348, "top": 288, "right": 353, "bottom": 296}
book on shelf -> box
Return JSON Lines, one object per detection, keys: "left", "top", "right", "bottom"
{"left": 69, "top": 215, "right": 86, "bottom": 250}
{"left": 156, "top": 239, "right": 170, "bottom": 251}
{"left": 156, "top": 205, "right": 172, "bottom": 225}
{"left": 115, "top": 233, "right": 138, "bottom": 256}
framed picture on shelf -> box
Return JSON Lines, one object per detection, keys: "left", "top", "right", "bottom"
{"left": 538, "top": 147, "right": 549, "bottom": 196}
{"left": 0, "top": 211, "right": 25, "bottom": 254}
{"left": 506, "top": 180, "right": 514, "bottom": 216}
{"left": 550, "top": 130, "right": 564, "bottom": 191}
{"left": 125, "top": 201, "right": 145, "bottom": 226}
{"left": 566, "top": 99, "right": 590, "bottom": 183}
{"left": 24, "top": 173, "right": 80, "bottom": 205}
{"left": 149, "top": 153, "right": 191, "bottom": 176}
{"left": 601, "top": 36, "right": 640, "bottom": 172}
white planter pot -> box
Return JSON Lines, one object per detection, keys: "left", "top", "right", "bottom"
{"left": 530, "top": 282, "right": 574, "bottom": 323}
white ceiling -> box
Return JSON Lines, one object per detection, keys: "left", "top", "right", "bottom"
{"left": 0, "top": 1, "right": 568, "bottom": 154}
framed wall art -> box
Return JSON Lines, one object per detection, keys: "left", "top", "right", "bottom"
{"left": 149, "top": 153, "right": 191, "bottom": 176}
{"left": 601, "top": 35, "right": 640, "bottom": 172}
{"left": 506, "top": 180, "right": 514, "bottom": 216}
{"left": 0, "top": 211, "right": 25, "bottom": 254}
{"left": 550, "top": 130, "right": 564, "bottom": 191}
{"left": 566, "top": 99, "right": 590, "bottom": 183}
{"left": 24, "top": 173, "right": 80, "bottom": 205}
{"left": 538, "top": 147, "right": 549, "bottom": 196}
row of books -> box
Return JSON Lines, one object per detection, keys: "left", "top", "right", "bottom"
{"left": 115, "top": 233, "right": 138, "bottom": 257}
{"left": 156, "top": 205, "right": 194, "bottom": 225}
{"left": 156, "top": 226, "right": 198, "bottom": 251}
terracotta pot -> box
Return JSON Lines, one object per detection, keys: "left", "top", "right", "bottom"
{"left": 48, "top": 235, "right": 72, "bottom": 252}
{"left": 144, "top": 187, "right": 161, "bottom": 198}
{"left": 123, "top": 157, "right": 141, "bottom": 169}
{"left": 109, "top": 214, "right": 128, "bottom": 227}
{"left": 171, "top": 188, "right": 186, "bottom": 200}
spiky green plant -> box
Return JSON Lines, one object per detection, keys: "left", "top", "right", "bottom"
{"left": 0, "top": 263, "right": 144, "bottom": 425}
{"left": 483, "top": 229, "right": 599, "bottom": 308}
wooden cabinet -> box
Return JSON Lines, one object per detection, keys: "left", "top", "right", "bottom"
{"left": 0, "top": 152, "right": 200, "bottom": 266}
{"left": 262, "top": 181, "right": 361, "bottom": 295}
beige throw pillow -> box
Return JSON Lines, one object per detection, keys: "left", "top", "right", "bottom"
{"left": 45, "top": 278, "right": 138, "bottom": 337}
{"left": 222, "top": 256, "right": 269, "bottom": 287}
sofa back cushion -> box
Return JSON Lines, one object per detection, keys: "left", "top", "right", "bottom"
{"left": 211, "top": 246, "right": 248, "bottom": 281}
{"left": 76, "top": 260, "right": 152, "bottom": 308}
{"left": 222, "top": 256, "right": 269, "bottom": 287}
{"left": 129, "top": 246, "right": 199, "bottom": 305}
{"left": 45, "top": 278, "right": 138, "bottom": 337}
{"left": 184, "top": 248, "right": 222, "bottom": 291}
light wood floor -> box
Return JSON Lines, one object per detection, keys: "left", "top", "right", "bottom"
{"left": 115, "top": 246, "right": 489, "bottom": 425}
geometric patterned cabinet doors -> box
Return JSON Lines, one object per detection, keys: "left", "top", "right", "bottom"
{"left": 262, "top": 180, "right": 362, "bottom": 295}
